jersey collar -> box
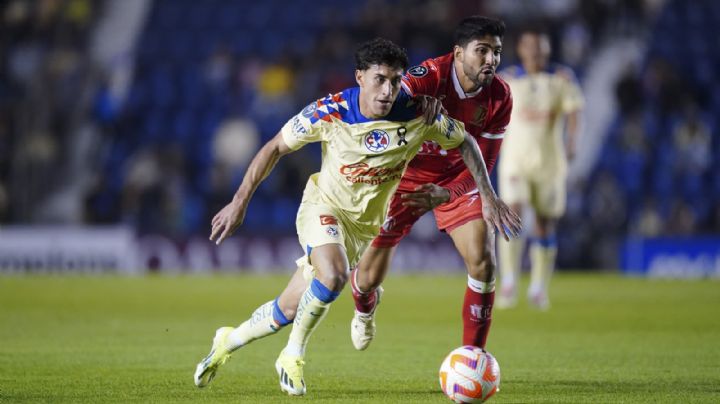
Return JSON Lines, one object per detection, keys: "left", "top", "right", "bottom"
{"left": 451, "top": 63, "right": 483, "bottom": 99}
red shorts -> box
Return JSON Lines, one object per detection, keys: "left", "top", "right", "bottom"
{"left": 372, "top": 179, "right": 484, "bottom": 248}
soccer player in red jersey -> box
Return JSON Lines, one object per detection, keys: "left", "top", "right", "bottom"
{"left": 350, "top": 16, "right": 514, "bottom": 351}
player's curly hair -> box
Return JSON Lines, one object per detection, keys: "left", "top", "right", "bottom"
{"left": 454, "top": 16, "right": 506, "bottom": 47}
{"left": 354, "top": 38, "right": 409, "bottom": 71}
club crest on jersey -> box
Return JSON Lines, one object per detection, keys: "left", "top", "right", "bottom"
{"left": 408, "top": 65, "right": 428, "bottom": 77}
{"left": 301, "top": 102, "right": 317, "bottom": 118}
{"left": 364, "top": 130, "right": 390, "bottom": 153}
{"left": 473, "top": 105, "right": 487, "bottom": 126}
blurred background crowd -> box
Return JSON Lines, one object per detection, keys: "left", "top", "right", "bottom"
{"left": 0, "top": 0, "right": 718, "bottom": 269}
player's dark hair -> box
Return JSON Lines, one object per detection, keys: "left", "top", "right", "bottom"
{"left": 517, "top": 23, "right": 551, "bottom": 42}
{"left": 454, "top": 16, "right": 506, "bottom": 47}
{"left": 355, "top": 38, "right": 409, "bottom": 71}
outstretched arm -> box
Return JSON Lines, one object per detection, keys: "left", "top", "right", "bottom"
{"left": 458, "top": 133, "right": 521, "bottom": 240}
{"left": 565, "top": 110, "right": 581, "bottom": 161}
{"left": 210, "top": 132, "right": 293, "bottom": 245}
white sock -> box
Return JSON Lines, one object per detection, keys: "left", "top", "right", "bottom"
{"left": 529, "top": 243, "right": 557, "bottom": 294}
{"left": 226, "top": 300, "right": 280, "bottom": 351}
{"left": 467, "top": 275, "right": 495, "bottom": 293}
{"left": 284, "top": 281, "right": 335, "bottom": 357}
{"left": 499, "top": 236, "right": 524, "bottom": 290}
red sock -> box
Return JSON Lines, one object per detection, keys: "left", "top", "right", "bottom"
{"left": 350, "top": 268, "right": 378, "bottom": 314}
{"left": 462, "top": 287, "right": 494, "bottom": 349}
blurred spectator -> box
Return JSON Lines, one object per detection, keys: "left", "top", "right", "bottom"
{"left": 588, "top": 170, "right": 628, "bottom": 236}
{"left": 630, "top": 197, "right": 663, "bottom": 237}
{"left": 672, "top": 101, "right": 712, "bottom": 176}
{"left": 665, "top": 198, "right": 698, "bottom": 236}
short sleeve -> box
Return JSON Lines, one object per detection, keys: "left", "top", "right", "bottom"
{"left": 557, "top": 67, "right": 584, "bottom": 113}
{"left": 426, "top": 115, "right": 466, "bottom": 150}
{"left": 280, "top": 101, "right": 326, "bottom": 150}
{"left": 401, "top": 59, "right": 439, "bottom": 97}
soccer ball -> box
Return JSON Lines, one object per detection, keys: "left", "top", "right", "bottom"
{"left": 439, "top": 345, "right": 500, "bottom": 403}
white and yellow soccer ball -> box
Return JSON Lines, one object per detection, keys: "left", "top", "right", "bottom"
{"left": 439, "top": 345, "right": 500, "bottom": 403}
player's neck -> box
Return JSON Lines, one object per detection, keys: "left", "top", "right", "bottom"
{"left": 453, "top": 62, "right": 482, "bottom": 94}
{"left": 523, "top": 62, "right": 545, "bottom": 74}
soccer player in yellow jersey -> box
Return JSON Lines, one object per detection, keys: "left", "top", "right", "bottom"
{"left": 497, "top": 28, "right": 584, "bottom": 310}
{"left": 193, "top": 38, "right": 521, "bottom": 395}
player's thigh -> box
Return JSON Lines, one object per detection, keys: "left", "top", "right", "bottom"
{"left": 499, "top": 169, "right": 530, "bottom": 209}
{"left": 529, "top": 173, "right": 566, "bottom": 220}
{"left": 447, "top": 217, "right": 496, "bottom": 270}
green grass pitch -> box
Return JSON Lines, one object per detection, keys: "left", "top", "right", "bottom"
{"left": 1, "top": 273, "right": 719, "bottom": 403}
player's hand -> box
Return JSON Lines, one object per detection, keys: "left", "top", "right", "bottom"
{"left": 481, "top": 195, "right": 522, "bottom": 241}
{"left": 415, "top": 95, "right": 447, "bottom": 125}
{"left": 210, "top": 199, "right": 247, "bottom": 245}
{"left": 401, "top": 183, "right": 451, "bottom": 216}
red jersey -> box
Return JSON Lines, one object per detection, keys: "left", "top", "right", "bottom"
{"left": 401, "top": 53, "right": 513, "bottom": 199}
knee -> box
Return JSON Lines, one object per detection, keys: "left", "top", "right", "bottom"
{"left": 318, "top": 266, "right": 349, "bottom": 292}
{"left": 465, "top": 251, "right": 496, "bottom": 281}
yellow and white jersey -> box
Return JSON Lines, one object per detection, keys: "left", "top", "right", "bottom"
{"left": 498, "top": 64, "right": 583, "bottom": 175}
{"left": 281, "top": 87, "right": 465, "bottom": 240}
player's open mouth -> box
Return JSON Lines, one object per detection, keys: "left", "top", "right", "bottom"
{"left": 481, "top": 68, "right": 494, "bottom": 75}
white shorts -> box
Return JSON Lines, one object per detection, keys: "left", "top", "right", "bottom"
{"left": 294, "top": 201, "right": 373, "bottom": 277}
{"left": 499, "top": 168, "right": 567, "bottom": 218}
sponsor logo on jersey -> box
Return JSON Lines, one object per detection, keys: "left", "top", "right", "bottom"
{"left": 444, "top": 116, "right": 457, "bottom": 139}
{"left": 407, "top": 65, "right": 428, "bottom": 77}
{"left": 326, "top": 226, "right": 339, "bottom": 237}
{"left": 291, "top": 116, "right": 307, "bottom": 135}
{"left": 339, "top": 160, "right": 407, "bottom": 185}
{"left": 319, "top": 215, "right": 338, "bottom": 225}
{"left": 364, "top": 130, "right": 390, "bottom": 153}
{"left": 418, "top": 140, "right": 448, "bottom": 156}
{"left": 301, "top": 102, "right": 317, "bottom": 118}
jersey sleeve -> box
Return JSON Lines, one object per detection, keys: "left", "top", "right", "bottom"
{"left": 426, "top": 115, "right": 466, "bottom": 150}
{"left": 557, "top": 67, "right": 584, "bottom": 113}
{"left": 280, "top": 101, "right": 326, "bottom": 150}
{"left": 485, "top": 87, "right": 513, "bottom": 136}
{"left": 444, "top": 169, "right": 478, "bottom": 203}
{"left": 478, "top": 88, "right": 513, "bottom": 171}
{"left": 401, "top": 59, "right": 439, "bottom": 97}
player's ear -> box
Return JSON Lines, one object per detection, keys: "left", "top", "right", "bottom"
{"left": 355, "top": 69, "right": 364, "bottom": 87}
{"left": 453, "top": 45, "right": 463, "bottom": 61}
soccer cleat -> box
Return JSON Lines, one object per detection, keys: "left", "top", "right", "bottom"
{"left": 495, "top": 284, "right": 517, "bottom": 309}
{"left": 275, "top": 350, "right": 306, "bottom": 396}
{"left": 194, "top": 327, "right": 234, "bottom": 388}
{"left": 350, "top": 286, "right": 383, "bottom": 350}
{"left": 528, "top": 289, "right": 550, "bottom": 311}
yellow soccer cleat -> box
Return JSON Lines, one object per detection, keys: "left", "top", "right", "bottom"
{"left": 275, "top": 350, "right": 306, "bottom": 396}
{"left": 194, "top": 327, "right": 234, "bottom": 387}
